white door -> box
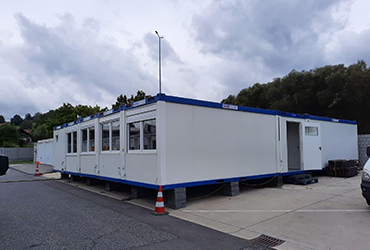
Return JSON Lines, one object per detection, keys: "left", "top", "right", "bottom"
{"left": 301, "top": 123, "right": 322, "bottom": 170}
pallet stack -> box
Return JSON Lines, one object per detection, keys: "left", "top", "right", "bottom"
{"left": 326, "top": 159, "right": 359, "bottom": 177}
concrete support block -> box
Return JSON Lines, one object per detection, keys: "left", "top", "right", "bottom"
{"left": 276, "top": 175, "right": 283, "bottom": 187}
{"left": 70, "top": 175, "right": 81, "bottom": 182}
{"left": 86, "top": 178, "right": 98, "bottom": 186}
{"left": 223, "top": 181, "right": 240, "bottom": 196}
{"left": 131, "top": 186, "right": 150, "bottom": 199}
{"left": 61, "top": 173, "right": 69, "bottom": 179}
{"left": 105, "top": 182, "right": 114, "bottom": 191}
{"left": 268, "top": 175, "right": 283, "bottom": 187}
{"left": 167, "top": 187, "right": 186, "bottom": 209}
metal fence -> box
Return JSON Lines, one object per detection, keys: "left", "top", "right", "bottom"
{"left": 0, "top": 147, "right": 34, "bottom": 162}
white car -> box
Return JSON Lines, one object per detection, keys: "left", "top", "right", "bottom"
{"left": 361, "top": 147, "right": 370, "bottom": 206}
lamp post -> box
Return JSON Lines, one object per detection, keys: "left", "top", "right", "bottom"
{"left": 155, "top": 30, "right": 163, "bottom": 94}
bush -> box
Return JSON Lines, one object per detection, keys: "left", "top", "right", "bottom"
{"left": 2, "top": 141, "right": 19, "bottom": 148}
{"left": 0, "top": 124, "right": 20, "bottom": 147}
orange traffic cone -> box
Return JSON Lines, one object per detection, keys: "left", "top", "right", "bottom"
{"left": 151, "top": 185, "right": 168, "bottom": 215}
{"left": 35, "top": 161, "right": 40, "bottom": 176}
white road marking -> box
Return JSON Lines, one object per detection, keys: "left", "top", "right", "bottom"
{"left": 182, "top": 209, "right": 370, "bottom": 213}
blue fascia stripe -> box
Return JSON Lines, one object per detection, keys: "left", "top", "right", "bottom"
{"left": 55, "top": 170, "right": 159, "bottom": 189}
{"left": 54, "top": 93, "right": 356, "bottom": 130}
{"left": 55, "top": 169, "right": 323, "bottom": 190}
{"left": 305, "top": 114, "right": 357, "bottom": 125}
{"left": 278, "top": 111, "right": 356, "bottom": 124}
{"left": 160, "top": 94, "right": 279, "bottom": 116}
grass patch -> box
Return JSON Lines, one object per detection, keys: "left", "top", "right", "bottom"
{"left": 10, "top": 160, "right": 34, "bottom": 164}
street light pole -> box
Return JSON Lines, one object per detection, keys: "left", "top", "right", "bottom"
{"left": 155, "top": 30, "right": 163, "bottom": 94}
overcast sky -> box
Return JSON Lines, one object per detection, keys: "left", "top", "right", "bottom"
{"left": 1, "top": 0, "right": 370, "bottom": 120}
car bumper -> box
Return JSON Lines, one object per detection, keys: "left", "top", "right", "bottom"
{"left": 361, "top": 180, "right": 370, "bottom": 200}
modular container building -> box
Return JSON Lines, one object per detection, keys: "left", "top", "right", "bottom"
{"left": 36, "top": 138, "right": 54, "bottom": 165}
{"left": 53, "top": 94, "right": 358, "bottom": 208}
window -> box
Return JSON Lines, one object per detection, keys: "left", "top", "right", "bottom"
{"left": 67, "top": 132, "right": 77, "bottom": 153}
{"left": 112, "top": 121, "right": 120, "bottom": 150}
{"left": 73, "top": 131, "right": 77, "bottom": 153}
{"left": 128, "top": 119, "right": 156, "bottom": 151}
{"left": 102, "top": 123, "right": 110, "bottom": 151}
{"left": 101, "top": 120, "right": 120, "bottom": 152}
{"left": 82, "top": 129, "right": 88, "bottom": 152}
{"left": 82, "top": 127, "right": 95, "bottom": 152}
{"left": 305, "top": 126, "right": 318, "bottom": 136}
{"left": 89, "top": 128, "right": 95, "bottom": 151}
{"left": 128, "top": 122, "right": 140, "bottom": 150}
{"left": 143, "top": 119, "right": 156, "bottom": 149}
{"left": 67, "top": 133, "right": 72, "bottom": 153}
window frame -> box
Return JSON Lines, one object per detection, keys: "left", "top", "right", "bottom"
{"left": 305, "top": 126, "right": 319, "bottom": 136}
{"left": 101, "top": 120, "right": 120, "bottom": 153}
{"left": 127, "top": 118, "right": 156, "bottom": 153}
{"left": 67, "top": 131, "right": 78, "bottom": 154}
{"left": 81, "top": 127, "right": 95, "bottom": 154}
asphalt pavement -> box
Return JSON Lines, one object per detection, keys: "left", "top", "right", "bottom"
{"left": 50, "top": 165, "right": 370, "bottom": 250}
{"left": 1, "top": 164, "right": 270, "bottom": 250}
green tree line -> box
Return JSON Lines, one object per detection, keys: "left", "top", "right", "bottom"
{"left": 222, "top": 61, "right": 370, "bottom": 134}
{"left": 0, "top": 90, "right": 149, "bottom": 146}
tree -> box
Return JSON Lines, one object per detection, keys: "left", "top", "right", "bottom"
{"left": 20, "top": 120, "right": 33, "bottom": 130}
{"left": 112, "top": 90, "right": 149, "bottom": 108}
{"left": 113, "top": 94, "right": 129, "bottom": 108}
{"left": 74, "top": 104, "right": 102, "bottom": 118}
{"left": 31, "top": 123, "right": 49, "bottom": 142}
{"left": 0, "top": 115, "right": 5, "bottom": 123}
{"left": 24, "top": 113, "right": 33, "bottom": 120}
{"left": 221, "top": 95, "right": 236, "bottom": 104}
{"left": 10, "top": 114, "right": 23, "bottom": 126}
{"left": 33, "top": 112, "right": 42, "bottom": 122}
{"left": 31, "top": 103, "right": 107, "bottom": 140}
{"left": 0, "top": 124, "right": 20, "bottom": 147}
{"left": 222, "top": 60, "right": 370, "bottom": 133}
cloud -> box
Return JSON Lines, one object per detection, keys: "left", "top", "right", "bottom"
{"left": 0, "top": 13, "right": 158, "bottom": 120}
{"left": 191, "top": 0, "right": 350, "bottom": 75}
{"left": 325, "top": 28, "right": 370, "bottom": 64}
{"left": 143, "top": 32, "right": 183, "bottom": 65}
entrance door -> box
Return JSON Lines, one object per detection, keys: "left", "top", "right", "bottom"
{"left": 301, "top": 123, "right": 322, "bottom": 170}
{"left": 287, "top": 122, "right": 301, "bottom": 171}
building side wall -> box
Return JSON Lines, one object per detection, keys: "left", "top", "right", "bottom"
{"left": 164, "top": 102, "right": 278, "bottom": 185}
{"left": 279, "top": 117, "right": 358, "bottom": 171}
{"left": 37, "top": 139, "right": 53, "bottom": 165}
{"left": 320, "top": 121, "right": 358, "bottom": 166}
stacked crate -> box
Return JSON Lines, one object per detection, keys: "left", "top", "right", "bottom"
{"left": 326, "top": 160, "right": 359, "bottom": 177}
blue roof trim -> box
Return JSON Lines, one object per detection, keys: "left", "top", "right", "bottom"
{"left": 279, "top": 112, "right": 356, "bottom": 124}
{"left": 53, "top": 95, "right": 159, "bottom": 130}
{"left": 159, "top": 94, "right": 279, "bottom": 116}
{"left": 55, "top": 170, "right": 159, "bottom": 189}
{"left": 305, "top": 114, "right": 356, "bottom": 124}
{"left": 53, "top": 93, "right": 356, "bottom": 130}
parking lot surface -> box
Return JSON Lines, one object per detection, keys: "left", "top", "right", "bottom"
{"left": 11, "top": 164, "right": 370, "bottom": 250}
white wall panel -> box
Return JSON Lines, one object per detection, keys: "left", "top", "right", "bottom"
{"left": 53, "top": 130, "right": 66, "bottom": 170}
{"left": 66, "top": 155, "right": 79, "bottom": 172}
{"left": 165, "top": 103, "right": 277, "bottom": 184}
{"left": 320, "top": 121, "right": 358, "bottom": 166}
{"left": 99, "top": 153, "right": 121, "bottom": 178}
{"left": 126, "top": 153, "right": 157, "bottom": 184}
{"left": 80, "top": 154, "right": 96, "bottom": 175}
